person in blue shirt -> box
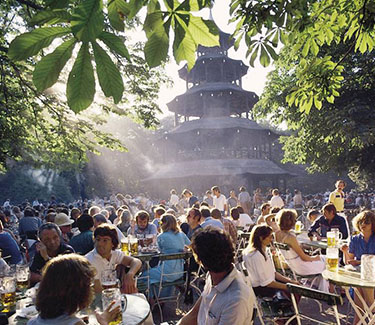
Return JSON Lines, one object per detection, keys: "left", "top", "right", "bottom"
{"left": 0, "top": 220, "right": 22, "bottom": 264}
{"left": 69, "top": 214, "right": 94, "bottom": 255}
{"left": 341, "top": 210, "right": 375, "bottom": 324}
{"left": 307, "top": 203, "right": 348, "bottom": 240}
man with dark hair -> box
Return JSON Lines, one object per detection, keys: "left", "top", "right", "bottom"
{"left": 179, "top": 228, "right": 254, "bottom": 324}
{"left": 127, "top": 210, "right": 157, "bottom": 236}
{"left": 19, "top": 208, "right": 42, "bottom": 239}
{"left": 257, "top": 203, "right": 271, "bottom": 224}
{"left": 200, "top": 207, "right": 223, "bottom": 230}
{"left": 85, "top": 224, "right": 142, "bottom": 293}
{"left": 211, "top": 208, "right": 237, "bottom": 246}
{"left": 211, "top": 186, "right": 227, "bottom": 216}
{"left": 329, "top": 180, "right": 346, "bottom": 214}
{"left": 183, "top": 189, "right": 199, "bottom": 208}
{"left": 69, "top": 214, "right": 94, "bottom": 255}
{"left": 308, "top": 203, "right": 349, "bottom": 240}
{"left": 93, "top": 213, "right": 125, "bottom": 242}
{"left": 30, "top": 223, "right": 75, "bottom": 285}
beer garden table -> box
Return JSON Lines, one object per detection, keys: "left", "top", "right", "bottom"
{"left": 323, "top": 268, "right": 375, "bottom": 325}
{"left": 10, "top": 293, "right": 151, "bottom": 325}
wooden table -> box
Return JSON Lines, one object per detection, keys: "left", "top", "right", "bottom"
{"left": 323, "top": 268, "right": 375, "bottom": 325}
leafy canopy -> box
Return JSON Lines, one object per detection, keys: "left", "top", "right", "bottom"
{"left": 8, "top": 0, "right": 219, "bottom": 113}
{"left": 230, "top": 0, "right": 375, "bottom": 113}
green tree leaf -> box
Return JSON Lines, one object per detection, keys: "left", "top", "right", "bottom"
{"left": 29, "top": 10, "right": 73, "bottom": 26}
{"left": 71, "top": 0, "right": 104, "bottom": 42}
{"left": 184, "top": 17, "right": 219, "bottom": 47}
{"left": 33, "top": 38, "right": 77, "bottom": 91}
{"left": 260, "top": 45, "right": 270, "bottom": 67}
{"left": 8, "top": 27, "right": 70, "bottom": 61}
{"left": 92, "top": 42, "right": 124, "bottom": 103}
{"left": 67, "top": 43, "right": 95, "bottom": 113}
{"left": 107, "top": 0, "right": 130, "bottom": 31}
{"left": 173, "top": 22, "right": 196, "bottom": 69}
{"left": 99, "top": 32, "right": 130, "bottom": 61}
{"left": 144, "top": 24, "right": 170, "bottom": 67}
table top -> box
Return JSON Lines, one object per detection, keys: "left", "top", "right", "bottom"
{"left": 11, "top": 293, "right": 150, "bottom": 325}
{"left": 322, "top": 268, "right": 375, "bottom": 289}
{"left": 297, "top": 232, "right": 328, "bottom": 249}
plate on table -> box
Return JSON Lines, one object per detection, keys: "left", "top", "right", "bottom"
{"left": 17, "top": 305, "right": 38, "bottom": 319}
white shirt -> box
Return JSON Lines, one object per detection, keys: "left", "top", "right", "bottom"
{"left": 170, "top": 194, "right": 179, "bottom": 206}
{"left": 197, "top": 267, "right": 254, "bottom": 325}
{"left": 213, "top": 194, "right": 227, "bottom": 211}
{"left": 270, "top": 195, "right": 284, "bottom": 208}
{"left": 238, "top": 213, "right": 254, "bottom": 228}
{"left": 85, "top": 248, "right": 124, "bottom": 281}
{"left": 242, "top": 249, "right": 275, "bottom": 287}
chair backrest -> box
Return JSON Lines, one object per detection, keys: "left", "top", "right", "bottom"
{"left": 287, "top": 283, "right": 343, "bottom": 306}
{"left": 273, "top": 241, "right": 290, "bottom": 251}
{"left": 157, "top": 252, "right": 192, "bottom": 262}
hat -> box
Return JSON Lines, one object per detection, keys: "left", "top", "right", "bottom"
{"left": 55, "top": 213, "right": 74, "bottom": 227}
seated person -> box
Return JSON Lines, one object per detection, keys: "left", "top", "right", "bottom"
{"left": 54, "top": 213, "right": 74, "bottom": 244}
{"left": 28, "top": 254, "right": 120, "bottom": 325}
{"left": 0, "top": 220, "right": 22, "bottom": 264}
{"left": 274, "top": 209, "right": 328, "bottom": 292}
{"left": 127, "top": 210, "right": 157, "bottom": 237}
{"left": 141, "top": 214, "right": 190, "bottom": 289}
{"left": 256, "top": 203, "right": 271, "bottom": 224}
{"left": 179, "top": 228, "right": 254, "bottom": 324}
{"left": 69, "top": 214, "right": 94, "bottom": 255}
{"left": 30, "top": 223, "right": 75, "bottom": 285}
{"left": 243, "top": 225, "right": 299, "bottom": 298}
{"left": 93, "top": 214, "right": 125, "bottom": 242}
{"left": 85, "top": 224, "right": 142, "bottom": 294}
{"left": 341, "top": 210, "right": 375, "bottom": 324}
{"left": 19, "top": 208, "right": 42, "bottom": 239}
{"left": 308, "top": 203, "right": 349, "bottom": 240}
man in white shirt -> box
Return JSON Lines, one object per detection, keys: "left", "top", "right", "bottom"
{"left": 85, "top": 224, "right": 142, "bottom": 293}
{"left": 269, "top": 189, "right": 284, "bottom": 208}
{"left": 178, "top": 228, "right": 254, "bottom": 325}
{"left": 169, "top": 189, "right": 179, "bottom": 206}
{"left": 212, "top": 186, "right": 227, "bottom": 216}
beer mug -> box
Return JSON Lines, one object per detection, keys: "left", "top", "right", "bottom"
{"left": 102, "top": 288, "right": 124, "bottom": 325}
{"left": 16, "top": 264, "right": 30, "bottom": 292}
{"left": 295, "top": 220, "right": 303, "bottom": 233}
{"left": 332, "top": 228, "right": 342, "bottom": 243}
{"left": 145, "top": 234, "right": 154, "bottom": 247}
{"left": 326, "top": 247, "right": 339, "bottom": 272}
{"left": 101, "top": 269, "right": 118, "bottom": 290}
{"left": 120, "top": 238, "right": 129, "bottom": 255}
{"left": 0, "top": 274, "right": 16, "bottom": 312}
{"left": 137, "top": 234, "right": 145, "bottom": 247}
{"left": 327, "top": 231, "right": 336, "bottom": 248}
{"left": 129, "top": 236, "right": 138, "bottom": 255}
{"left": 361, "top": 254, "right": 375, "bottom": 281}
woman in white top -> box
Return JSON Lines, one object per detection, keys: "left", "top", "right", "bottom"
{"left": 274, "top": 209, "right": 328, "bottom": 292}
{"left": 243, "top": 225, "right": 298, "bottom": 297}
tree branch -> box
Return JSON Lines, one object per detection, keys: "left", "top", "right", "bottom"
{"left": 16, "top": 0, "right": 43, "bottom": 10}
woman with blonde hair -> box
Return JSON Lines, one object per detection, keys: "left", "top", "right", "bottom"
{"left": 141, "top": 214, "right": 190, "bottom": 286}
{"left": 341, "top": 210, "right": 375, "bottom": 324}
{"left": 274, "top": 209, "right": 328, "bottom": 292}
{"left": 28, "top": 254, "right": 119, "bottom": 325}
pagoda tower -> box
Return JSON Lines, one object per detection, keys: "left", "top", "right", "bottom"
{"left": 147, "top": 31, "right": 291, "bottom": 195}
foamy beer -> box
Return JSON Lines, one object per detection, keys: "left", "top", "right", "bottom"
{"left": 121, "top": 238, "right": 129, "bottom": 255}
{"left": 327, "top": 231, "right": 336, "bottom": 248}
{"left": 102, "top": 288, "right": 123, "bottom": 325}
{"left": 326, "top": 247, "right": 339, "bottom": 272}
{"left": 129, "top": 237, "right": 138, "bottom": 255}
{"left": 0, "top": 276, "right": 16, "bottom": 312}
{"left": 101, "top": 269, "right": 118, "bottom": 290}
{"left": 295, "top": 220, "right": 302, "bottom": 233}
{"left": 16, "top": 264, "right": 30, "bottom": 291}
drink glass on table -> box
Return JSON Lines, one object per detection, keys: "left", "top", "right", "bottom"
{"left": 327, "top": 231, "right": 336, "bottom": 248}
{"left": 101, "top": 269, "right": 119, "bottom": 290}
{"left": 295, "top": 220, "right": 302, "bottom": 233}
{"left": 326, "top": 247, "right": 339, "bottom": 272}
{"left": 102, "top": 288, "right": 125, "bottom": 325}
{"left": 0, "top": 274, "right": 16, "bottom": 312}
{"left": 16, "top": 264, "right": 30, "bottom": 293}
{"left": 332, "top": 228, "right": 342, "bottom": 244}
{"left": 121, "top": 238, "right": 129, "bottom": 255}
{"left": 129, "top": 236, "right": 138, "bottom": 255}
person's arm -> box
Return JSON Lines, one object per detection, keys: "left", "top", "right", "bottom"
{"left": 307, "top": 217, "right": 321, "bottom": 237}
{"left": 120, "top": 255, "right": 142, "bottom": 293}
{"left": 287, "top": 235, "right": 320, "bottom": 262}
{"left": 275, "top": 271, "right": 299, "bottom": 285}
{"left": 341, "top": 244, "right": 358, "bottom": 265}
{"left": 340, "top": 218, "right": 349, "bottom": 239}
{"left": 177, "top": 296, "right": 201, "bottom": 325}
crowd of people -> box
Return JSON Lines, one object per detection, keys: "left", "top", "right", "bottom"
{"left": 0, "top": 180, "right": 374, "bottom": 324}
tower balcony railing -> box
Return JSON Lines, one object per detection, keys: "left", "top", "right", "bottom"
{"left": 175, "top": 148, "right": 271, "bottom": 161}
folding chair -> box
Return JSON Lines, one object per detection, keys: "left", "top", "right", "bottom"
{"left": 151, "top": 252, "right": 192, "bottom": 323}
{"left": 235, "top": 254, "right": 294, "bottom": 325}
{"left": 274, "top": 241, "right": 321, "bottom": 288}
{"left": 286, "top": 283, "right": 343, "bottom": 325}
